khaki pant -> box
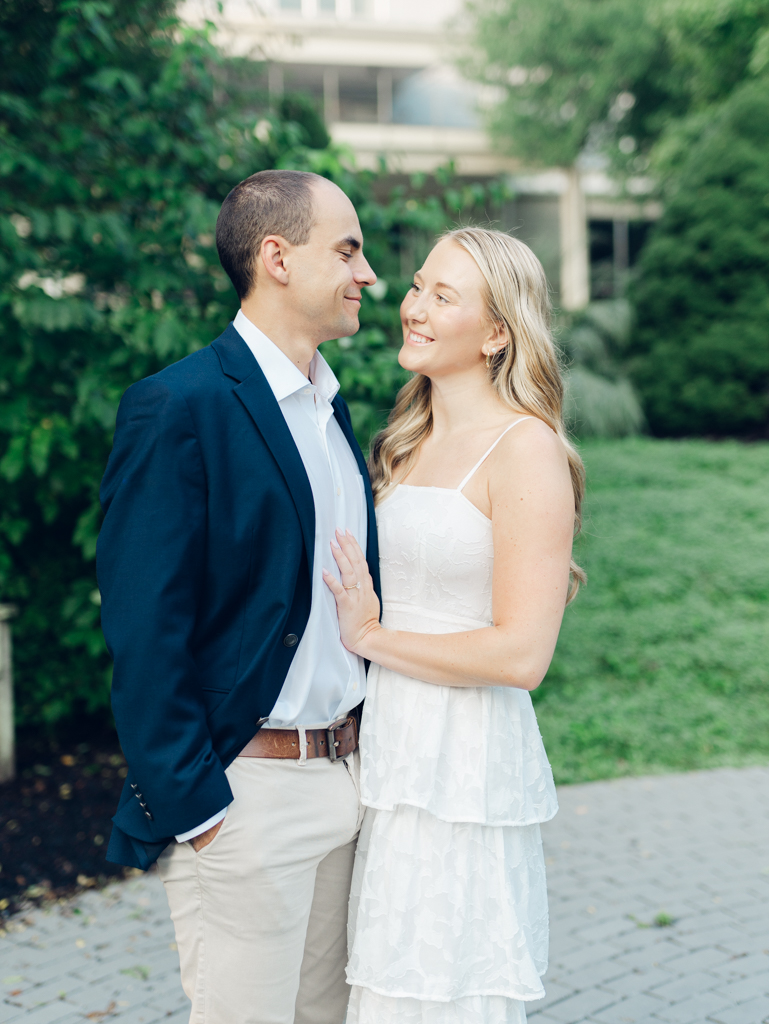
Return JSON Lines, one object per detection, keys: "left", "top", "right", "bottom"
{"left": 157, "top": 750, "right": 363, "bottom": 1024}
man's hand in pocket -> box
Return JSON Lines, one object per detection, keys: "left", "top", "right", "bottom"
{"left": 191, "top": 819, "right": 223, "bottom": 852}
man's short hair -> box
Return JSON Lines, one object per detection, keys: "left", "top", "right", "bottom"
{"left": 216, "top": 169, "right": 320, "bottom": 300}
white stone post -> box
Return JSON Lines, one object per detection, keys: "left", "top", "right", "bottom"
{"left": 559, "top": 167, "right": 590, "bottom": 311}
{"left": 0, "top": 604, "right": 17, "bottom": 784}
{"left": 324, "top": 68, "right": 340, "bottom": 123}
{"left": 377, "top": 70, "right": 393, "bottom": 123}
{"left": 268, "top": 64, "right": 284, "bottom": 99}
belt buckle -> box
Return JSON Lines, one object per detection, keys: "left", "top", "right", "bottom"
{"left": 326, "top": 718, "right": 347, "bottom": 762}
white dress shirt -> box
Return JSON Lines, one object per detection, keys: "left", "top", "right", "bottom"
{"left": 176, "top": 310, "right": 368, "bottom": 843}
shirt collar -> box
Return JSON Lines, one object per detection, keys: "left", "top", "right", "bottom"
{"left": 233, "top": 309, "right": 340, "bottom": 404}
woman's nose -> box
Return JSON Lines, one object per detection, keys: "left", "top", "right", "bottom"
{"left": 405, "top": 296, "right": 428, "bottom": 321}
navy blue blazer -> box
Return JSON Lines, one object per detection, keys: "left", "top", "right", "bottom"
{"left": 97, "top": 323, "right": 381, "bottom": 870}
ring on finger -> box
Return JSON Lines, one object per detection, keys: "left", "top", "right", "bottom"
{"left": 343, "top": 581, "right": 361, "bottom": 590}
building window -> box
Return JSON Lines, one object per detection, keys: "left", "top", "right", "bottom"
{"left": 352, "top": 0, "right": 374, "bottom": 15}
{"left": 278, "top": 0, "right": 302, "bottom": 11}
{"left": 392, "top": 68, "right": 480, "bottom": 129}
{"left": 319, "top": 0, "right": 336, "bottom": 12}
{"left": 589, "top": 219, "right": 651, "bottom": 299}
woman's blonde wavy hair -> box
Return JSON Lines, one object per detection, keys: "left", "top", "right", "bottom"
{"left": 368, "top": 226, "right": 586, "bottom": 603}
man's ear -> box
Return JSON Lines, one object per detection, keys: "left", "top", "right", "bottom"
{"left": 260, "top": 235, "right": 291, "bottom": 286}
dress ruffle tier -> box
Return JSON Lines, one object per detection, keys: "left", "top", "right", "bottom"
{"left": 346, "top": 634, "right": 558, "bottom": 1022}
{"left": 359, "top": 607, "right": 558, "bottom": 828}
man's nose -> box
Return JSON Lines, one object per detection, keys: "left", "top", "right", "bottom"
{"left": 354, "top": 255, "right": 377, "bottom": 287}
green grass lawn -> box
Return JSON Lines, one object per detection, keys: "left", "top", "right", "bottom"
{"left": 535, "top": 438, "right": 769, "bottom": 784}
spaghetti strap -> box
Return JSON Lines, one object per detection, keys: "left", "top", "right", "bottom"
{"left": 456, "top": 418, "right": 531, "bottom": 492}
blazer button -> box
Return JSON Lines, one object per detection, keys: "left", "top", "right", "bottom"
{"left": 283, "top": 633, "right": 299, "bottom": 648}
{"left": 145, "top": 811, "right": 153, "bottom": 820}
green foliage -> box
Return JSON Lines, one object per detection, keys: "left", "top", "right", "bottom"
{"left": 461, "top": 0, "right": 676, "bottom": 167}
{"left": 559, "top": 300, "right": 645, "bottom": 438}
{"left": 461, "top": 0, "right": 769, "bottom": 170}
{"left": 0, "top": 0, "right": 507, "bottom": 730}
{"left": 276, "top": 93, "right": 331, "bottom": 151}
{"left": 628, "top": 81, "right": 769, "bottom": 436}
{"left": 0, "top": 0, "right": 304, "bottom": 728}
{"left": 536, "top": 438, "right": 769, "bottom": 783}
{"left": 463, "top": 0, "right": 769, "bottom": 437}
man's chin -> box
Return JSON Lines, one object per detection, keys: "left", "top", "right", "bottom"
{"left": 333, "top": 315, "right": 360, "bottom": 341}
{"left": 314, "top": 312, "right": 359, "bottom": 346}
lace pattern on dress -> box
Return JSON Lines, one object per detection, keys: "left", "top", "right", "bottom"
{"left": 360, "top": 487, "right": 558, "bottom": 826}
{"left": 348, "top": 434, "right": 557, "bottom": 1021}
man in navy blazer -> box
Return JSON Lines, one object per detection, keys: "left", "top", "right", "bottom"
{"left": 97, "top": 170, "right": 381, "bottom": 1023}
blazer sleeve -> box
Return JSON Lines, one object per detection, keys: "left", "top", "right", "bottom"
{"left": 97, "top": 377, "right": 233, "bottom": 840}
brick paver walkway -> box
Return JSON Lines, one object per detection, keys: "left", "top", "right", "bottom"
{"left": 529, "top": 766, "right": 769, "bottom": 1024}
{"left": 2, "top": 766, "right": 768, "bottom": 1024}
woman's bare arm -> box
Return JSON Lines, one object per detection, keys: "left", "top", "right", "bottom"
{"left": 324, "top": 419, "right": 575, "bottom": 691}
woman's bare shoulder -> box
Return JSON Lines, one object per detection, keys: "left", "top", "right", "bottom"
{"left": 489, "top": 416, "right": 572, "bottom": 497}
{"left": 497, "top": 415, "right": 568, "bottom": 462}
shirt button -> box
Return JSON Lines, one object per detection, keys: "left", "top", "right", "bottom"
{"left": 283, "top": 633, "right": 299, "bottom": 648}
{"left": 337, "top": 487, "right": 341, "bottom": 496}
{"left": 353, "top": 682, "right": 358, "bottom": 690}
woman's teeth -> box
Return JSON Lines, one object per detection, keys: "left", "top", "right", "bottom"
{"left": 408, "top": 331, "right": 433, "bottom": 345}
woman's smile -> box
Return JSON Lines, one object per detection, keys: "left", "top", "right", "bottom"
{"left": 406, "top": 329, "right": 434, "bottom": 346}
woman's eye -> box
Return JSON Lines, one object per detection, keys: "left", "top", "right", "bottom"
{"left": 436, "top": 294, "right": 448, "bottom": 303}
{"left": 411, "top": 282, "right": 421, "bottom": 293}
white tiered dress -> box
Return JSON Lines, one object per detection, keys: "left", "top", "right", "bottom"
{"left": 346, "top": 420, "right": 559, "bottom": 1024}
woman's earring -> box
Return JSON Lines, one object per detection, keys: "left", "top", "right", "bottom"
{"left": 485, "top": 351, "right": 492, "bottom": 369}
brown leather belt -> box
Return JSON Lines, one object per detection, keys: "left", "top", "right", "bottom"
{"left": 238, "top": 715, "right": 359, "bottom": 762}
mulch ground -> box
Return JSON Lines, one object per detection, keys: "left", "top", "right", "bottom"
{"left": 0, "top": 735, "right": 134, "bottom": 924}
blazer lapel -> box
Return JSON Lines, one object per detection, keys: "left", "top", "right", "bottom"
{"left": 212, "top": 326, "right": 316, "bottom": 581}
{"left": 332, "top": 396, "right": 381, "bottom": 601}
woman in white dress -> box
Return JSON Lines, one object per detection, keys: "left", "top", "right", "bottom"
{"left": 323, "top": 227, "right": 585, "bottom": 1024}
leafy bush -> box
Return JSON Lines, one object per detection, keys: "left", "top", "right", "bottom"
{"left": 0, "top": 0, "right": 506, "bottom": 731}
{"left": 564, "top": 370, "right": 644, "bottom": 439}
{"left": 628, "top": 81, "right": 769, "bottom": 436}
{"left": 0, "top": 0, "right": 319, "bottom": 730}
{"left": 462, "top": 0, "right": 769, "bottom": 174}
{"left": 559, "top": 301, "right": 645, "bottom": 438}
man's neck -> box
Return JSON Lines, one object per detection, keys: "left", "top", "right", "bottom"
{"left": 239, "top": 298, "right": 318, "bottom": 379}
